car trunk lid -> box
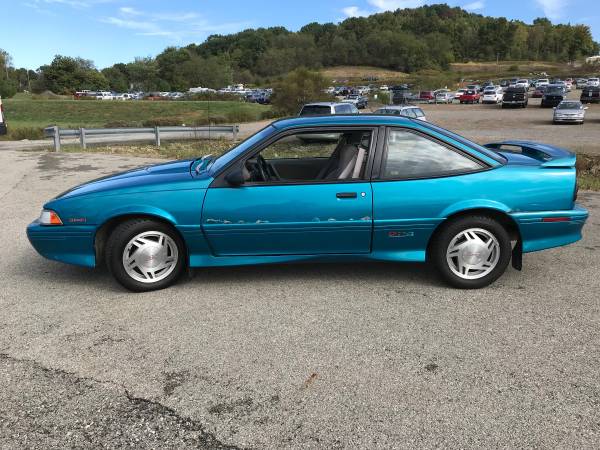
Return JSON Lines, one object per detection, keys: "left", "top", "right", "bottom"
{"left": 484, "top": 140, "right": 576, "bottom": 168}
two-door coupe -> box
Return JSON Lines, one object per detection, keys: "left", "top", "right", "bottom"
{"left": 27, "top": 115, "right": 588, "bottom": 291}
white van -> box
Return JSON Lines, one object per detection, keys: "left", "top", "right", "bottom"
{"left": 0, "top": 97, "right": 6, "bottom": 135}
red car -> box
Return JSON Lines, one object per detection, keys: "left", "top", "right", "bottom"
{"left": 531, "top": 86, "right": 547, "bottom": 98}
{"left": 419, "top": 91, "right": 435, "bottom": 102}
{"left": 459, "top": 90, "right": 480, "bottom": 104}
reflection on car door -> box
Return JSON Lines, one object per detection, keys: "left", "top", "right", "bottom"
{"left": 202, "top": 184, "right": 373, "bottom": 256}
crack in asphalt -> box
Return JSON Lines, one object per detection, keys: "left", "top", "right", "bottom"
{"left": 0, "top": 352, "right": 244, "bottom": 449}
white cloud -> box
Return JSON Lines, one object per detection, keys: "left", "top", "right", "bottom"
{"left": 367, "top": 0, "right": 425, "bottom": 11}
{"left": 102, "top": 7, "right": 251, "bottom": 42}
{"left": 119, "top": 6, "right": 142, "bottom": 16}
{"left": 342, "top": 6, "right": 370, "bottom": 17}
{"left": 464, "top": 1, "right": 484, "bottom": 11}
{"left": 535, "top": 0, "right": 566, "bottom": 20}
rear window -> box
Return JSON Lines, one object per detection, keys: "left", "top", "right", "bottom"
{"left": 413, "top": 108, "right": 425, "bottom": 118}
{"left": 299, "top": 105, "right": 332, "bottom": 116}
{"left": 505, "top": 87, "right": 525, "bottom": 93}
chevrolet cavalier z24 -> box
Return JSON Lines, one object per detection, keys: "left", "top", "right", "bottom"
{"left": 27, "top": 116, "right": 588, "bottom": 292}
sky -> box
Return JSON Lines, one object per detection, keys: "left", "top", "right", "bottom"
{"left": 3, "top": 0, "right": 599, "bottom": 70}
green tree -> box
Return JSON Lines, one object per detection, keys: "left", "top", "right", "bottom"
{"left": 34, "top": 55, "right": 108, "bottom": 94}
{"left": 271, "top": 68, "right": 331, "bottom": 116}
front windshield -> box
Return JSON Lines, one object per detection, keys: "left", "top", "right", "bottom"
{"left": 209, "top": 125, "right": 276, "bottom": 175}
{"left": 546, "top": 87, "right": 563, "bottom": 94}
{"left": 557, "top": 102, "right": 581, "bottom": 110}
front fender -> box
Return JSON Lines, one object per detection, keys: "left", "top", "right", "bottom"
{"left": 97, "top": 205, "right": 179, "bottom": 227}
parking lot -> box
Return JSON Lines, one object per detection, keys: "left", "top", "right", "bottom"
{"left": 1, "top": 141, "right": 600, "bottom": 447}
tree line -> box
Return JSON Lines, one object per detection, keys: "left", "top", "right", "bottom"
{"left": 1, "top": 4, "right": 598, "bottom": 96}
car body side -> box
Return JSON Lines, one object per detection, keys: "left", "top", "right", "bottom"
{"left": 27, "top": 116, "right": 588, "bottom": 270}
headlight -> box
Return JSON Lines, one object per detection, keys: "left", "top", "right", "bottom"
{"left": 39, "top": 209, "right": 63, "bottom": 225}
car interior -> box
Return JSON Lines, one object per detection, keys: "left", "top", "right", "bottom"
{"left": 241, "top": 130, "right": 372, "bottom": 183}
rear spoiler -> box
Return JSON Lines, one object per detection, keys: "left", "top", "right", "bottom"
{"left": 484, "top": 140, "right": 576, "bottom": 168}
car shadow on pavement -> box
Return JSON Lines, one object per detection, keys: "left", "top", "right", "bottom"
{"left": 18, "top": 251, "right": 444, "bottom": 292}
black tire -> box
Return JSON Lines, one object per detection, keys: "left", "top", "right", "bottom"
{"left": 105, "top": 219, "right": 186, "bottom": 292}
{"left": 430, "top": 215, "right": 512, "bottom": 289}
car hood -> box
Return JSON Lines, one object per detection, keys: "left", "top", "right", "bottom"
{"left": 54, "top": 159, "right": 211, "bottom": 200}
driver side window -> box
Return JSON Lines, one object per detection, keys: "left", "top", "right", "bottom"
{"left": 243, "top": 130, "right": 372, "bottom": 184}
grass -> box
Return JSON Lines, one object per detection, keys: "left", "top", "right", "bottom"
{"left": 0, "top": 93, "right": 271, "bottom": 141}
{"left": 57, "top": 139, "right": 235, "bottom": 160}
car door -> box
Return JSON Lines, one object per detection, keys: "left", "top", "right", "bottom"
{"left": 371, "top": 127, "right": 489, "bottom": 260}
{"left": 201, "top": 128, "right": 376, "bottom": 256}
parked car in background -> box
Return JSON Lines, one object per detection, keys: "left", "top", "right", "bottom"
{"left": 391, "top": 86, "right": 413, "bottom": 105}
{"left": 454, "top": 88, "right": 467, "bottom": 100}
{"left": 515, "top": 79, "right": 529, "bottom": 89}
{"left": 575, "top": 78, "right": 587, "bottom": 89}
{"left": 435, "top": 91, "right": 454, "bottom": 103}
{"left": 531, "top": 85, "right": 548, "bottom": 98}
{"left": 459, "top": 89, "right": 480, "bottom": 104}
{"left": 482, "top": 87, "right": 503, "bottom": 104}
{"left": 535, "top": 79, "right": 550, "bottom": 88}
{"left": 418, "top": 91, "right": 435, "bottom": 103}
{"left": 379, "top": 85, "right": 389, "bottom": 91}
{"left": 27, "top": 116, "right": 589, "bottom": 291}
{"left": 502, "top": 86, "right": 528, "bottom": 108}
{"left": 553, "top": 100, "right": 587, "bottom": 124}
{"left": 343, "top": 94, "right": 368, "bottom": 109}
{"left": 541, "top": 85, "right": 566, "bottom": 108}
{"left": 587, "top": 78, "right": 600, "bottom": 87}
{"left": 581, "top": 86, "right": 600, "bottom": 104}
{"left": 299, "top": 102, "right": 359, "bottom": 116}
{"left": 373, "top": 105, "right": 427, "bottom": 121}
{"left": 0, "top": 97, "right": 6, "bottom": 136}
{"left": 95, "top": 91, "right": 114, "bottom": 100}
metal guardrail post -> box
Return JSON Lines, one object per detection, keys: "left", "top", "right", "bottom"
{"left": 233, "top": 125, "right": 239, "bottom": 140}
{"left": 154, "top": 126, "right": 161, "bottom": 147}
{"left": 52, "top": 126, "right": 61, "bottom": 152}
{"left": 79, "top": 128, "right": 87, "bottom": 149}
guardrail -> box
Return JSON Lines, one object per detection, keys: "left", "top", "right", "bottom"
{"left": 43, "top": 125, "right": 239, "bottom": 152}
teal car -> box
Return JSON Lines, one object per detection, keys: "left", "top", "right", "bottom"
{"left": 27, "top": 116, "right": 588, "bottom": 292}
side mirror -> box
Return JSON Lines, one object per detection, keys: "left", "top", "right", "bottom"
{"left": 225, "top": 168, "right": 246, "bottom": 186}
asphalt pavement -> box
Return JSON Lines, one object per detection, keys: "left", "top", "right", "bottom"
{"left": 1, "top": 149, "right": 599, "bottom": 448}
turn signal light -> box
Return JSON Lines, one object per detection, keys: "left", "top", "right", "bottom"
{"left": 39, "top": 209, "right": 63, "bottom": 225}
{"left": 541, "top": 217, "right": 570, "bottom": 223}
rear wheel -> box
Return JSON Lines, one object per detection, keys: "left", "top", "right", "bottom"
{"left": 430, "top": 216, "right": 512, "bottom": 289}
{"left": 105, "top": 219, "right": 186, "bottom": 292}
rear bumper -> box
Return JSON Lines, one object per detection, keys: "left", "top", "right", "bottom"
{"left": 511, "top": 205, "right": 589, "bottom": 253}
{"left": 27, "top": 222, "right": 96, "bottom": 267}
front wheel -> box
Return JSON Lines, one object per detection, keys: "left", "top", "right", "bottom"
{"left": 430, "top": 216, "right": 512, "bottom": 289}
{"left": 105, "top": 219, "right": 187, "bottom": 292}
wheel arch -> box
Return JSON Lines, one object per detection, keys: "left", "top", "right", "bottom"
{"left": 94, "top": 213, "right": 188, "bottom": 267}
{"left": 427, "top": 207, "right": 522, "bottom": 268}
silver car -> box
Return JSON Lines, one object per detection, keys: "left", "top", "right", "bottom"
{"left": 553, "top": 100, "right": 587, "bottom": 124}
{"left": 373, "top": 105, "right": 427, "bottom": 121}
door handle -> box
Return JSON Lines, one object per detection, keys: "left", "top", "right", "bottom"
{"left": 336, "top": 192, "right": 357, "bottom": 199}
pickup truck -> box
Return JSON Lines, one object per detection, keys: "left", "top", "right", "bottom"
{"left": 502, "top": 87, "right": 528, "bottom": 108}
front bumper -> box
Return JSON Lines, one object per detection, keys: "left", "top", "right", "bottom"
{"left": 511, "top": 205, "right": 589, "bottom": 253}
{"left": 27, "top": 221, "right": 96, "bottom": 267}
{"left": 554, "top": 116, "right": 584, "bottom": 123}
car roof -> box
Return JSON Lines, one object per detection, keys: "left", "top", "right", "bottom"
{"left": 272, "top": 114, "right": 415, "bottom": 130}
{"left": 375, "top": 105, "right": 420, "bottom": 110}
{"left": 301, "top": 102, "right": 341, "bottom": 107}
